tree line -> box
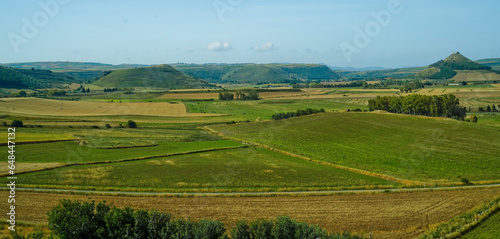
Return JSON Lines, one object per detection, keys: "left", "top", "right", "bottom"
{"left": 26, "top": 199, "right": 363, "bottom": 239}
{"left": 219, "top": 90, "right": 260, "bottom": 101}
{"left": 478, "top": 105, "right": 498, "bottom": 112}
{"left": 368, "top": 94, "right": 467, "bottom": 120}
{"left": 272, "top": 108, "right": 325, "bottom": 120}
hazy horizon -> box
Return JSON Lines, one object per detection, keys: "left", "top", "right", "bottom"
{"left": 2, "top": 0, "right": 500, "bottom": 68}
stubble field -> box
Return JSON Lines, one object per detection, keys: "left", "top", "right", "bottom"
{"left": 1, "top": 187, "right": 499, "bottom": 239}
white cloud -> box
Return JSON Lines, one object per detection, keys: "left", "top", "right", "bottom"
{"left": 252, "top": 43, "right": 276, "bottom": 52}
{"left": 207, "top": 42, "right": 232, "bottom": 51}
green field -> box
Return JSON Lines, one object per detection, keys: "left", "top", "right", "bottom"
{"left": 185, "top": 99, "right": 367, "bottom": 121}
{"left": 475, "top": 112, "right": 500, "bottom": 127}
{"left": 15, "top": 147, "right": 395, "bottom": 191}
{"left": 211, "top": 112, "right": 500, "bottom": 183}
{"left": 15, "top": 140, "right": 243, "bottom": 164}
{"left": 0, "top": 125, "right": 221, "bottom": 147}
{"left": 461, "top": 210, "right": 500, "bottom": 239}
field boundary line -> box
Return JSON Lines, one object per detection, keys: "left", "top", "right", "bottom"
{"left": 0, "top": 145, "right": 248, "bottom": 177}
{"left": 202, "top": 126, "right": 418, "bottom": 186}
{"left": 3, "top": 183, "right": 500, "bottom": 197}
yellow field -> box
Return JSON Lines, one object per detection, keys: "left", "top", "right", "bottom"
{"left": 451, "top": 70, "right": 500, "bottom": 82}
{"left": 159, "top": 91, "right": 314, "bottom": 100}
{"left": 158, "top": 86, "right": 500, "bottom": 103}
{"left": 0, "top": 98, "right": 217, "bottom": 117}
{"left": 2, "top": 187, "right": 499, "bottom": 239}
{"left": 0, "top": 162, "right": 65, "bottom": 176}
{"left": 0, "top": 132, "right": 75, "bottom": 144}
{"left": 159, "top": 92, "right": 219, "bottom": 99}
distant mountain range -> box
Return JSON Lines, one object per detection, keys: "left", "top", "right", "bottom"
{"left": 1, "top": 54, "right": 499, "bottom": 90}
{"left": 328, "top": 66, "right": 388, "bottom": 72}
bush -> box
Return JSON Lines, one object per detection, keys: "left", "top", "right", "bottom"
{"left": 1, "top": 122, "right": 7, "bottom": 127}
{"left": 10, "top": 229, "right": 44, "bottom": 239}
{"left": 194, "top": 219, "right": 227, "bottom": 239}
{"left": 461, "top": 178, "right": 470, "bottom": 184}
{"left": 470, "top": 114, "right": 478, "bottom": 123}
{"left": 126, "top": 120, "right": 137, "bottom": 128}
{"left": 105, "top": 124, "right": 111, "bottom": 128}
{"left": 231, "top": 220, "right": 251, "bottom": 239}
{"left": 47, "top": 200, "right": 110, "bottom": 239}
{"left": 11, "top": 120, "right": 23, "bottom": 127}
{"left": 250, "top": 219, "right": 274, "bottom": 239}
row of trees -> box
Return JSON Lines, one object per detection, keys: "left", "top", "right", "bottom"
{"left": 272, "top": 108, "right": 325, "bottom": 120}
{"left": 219, "top": 90, "right": 260, "bottom": 101}
{"left": 8, "top": 89, "right": 68, "bottom": 97}
{"left": 478, "top": 105, "right": 498, "bottom": 112}
{"left": 75, "top": 85, "right": 91, "bottom": 93}
{"left": 103, "top": 87, "right": 119, "bottom": 92}
{"left": 43, "top": 200, "right": 362, "bottom": 239}
{"left": 399, "top": 81, "right": 425, "bottom": 93}
{"left": 368, "top": 94, "right": 467, "bottom": 120}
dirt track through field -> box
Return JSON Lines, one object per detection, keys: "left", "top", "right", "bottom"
{"left": 2, "top": 187, "right": 499, "bottom": 239}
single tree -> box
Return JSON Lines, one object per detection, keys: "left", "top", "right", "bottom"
{"left": 11, "top": 120, "right": 23, "bottom": 127}
{"left": 126, "top": 120, "right": 137, "bottom": 128}
{"left": 470, "top": 114, "right": 478, "bottom": 123}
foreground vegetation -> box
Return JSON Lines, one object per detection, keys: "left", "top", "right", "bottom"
{"left": 3, "top": 188, "right": 500, "bottom": 239}
{"left": 30, "top": 199, "right": 363, "bottom": 239}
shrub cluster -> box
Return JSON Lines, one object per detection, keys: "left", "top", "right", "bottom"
{"left": 272, "top": 108, "right": 325, "bottom": 120}
{"left": 47, "top": 200, "right": 362, "bottom": 239}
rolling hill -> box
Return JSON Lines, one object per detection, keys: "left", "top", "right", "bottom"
{"left": 476, "top": 58, "right": 500, "bottom": 71}
{"left": 221, "top": 64, "right": 290, "bottom": 84}
{"left": 0, "top": 66, "right": 79, "bottom": 89}
{"left": 337, "top": 66, "right": 426, "bottom": 80}
{"left": 14, "top": 68, "right": 78, "bottom": 86}
{"left": 414, "top": 52, "right": 497, "bottom": 80}
{"left": 92, "top": 64, "right": 215, "bottom": 89}
{"left": 173, "top": 63, "right": 340, "bottom": 84}
{"left": 2, "top": 61, "right": 149, "bottom": 72}
{"left": 2, "top": 62, "right": 151, "bottom": 81}
{"left": 0, "top": 66, "right": 45, "bottom": 89}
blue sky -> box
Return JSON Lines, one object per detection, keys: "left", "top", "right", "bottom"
{"left": 1, "top": 0, "right": 499, "bottom": 68}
